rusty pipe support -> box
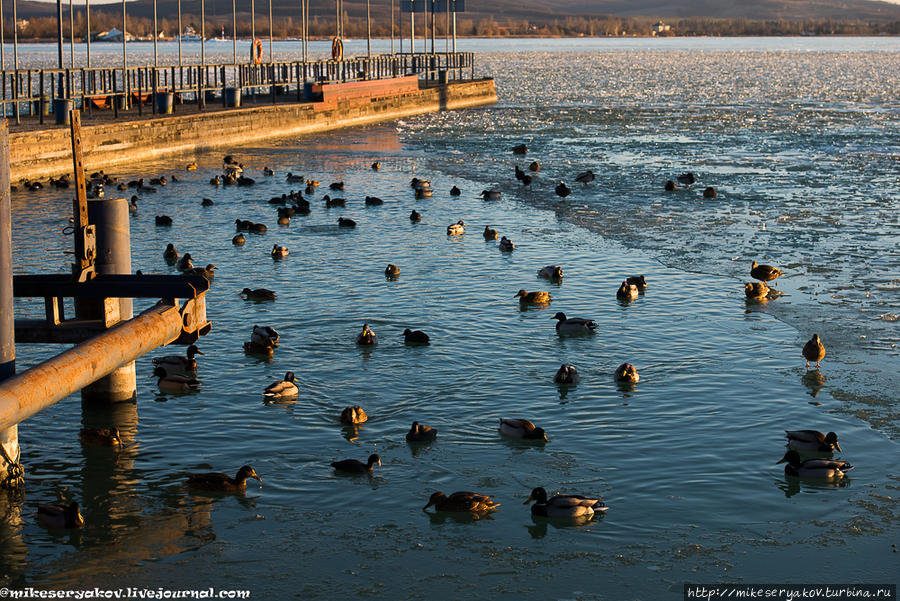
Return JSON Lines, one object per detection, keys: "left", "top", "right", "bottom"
{"left": 0, "top": 301, "right": 184, "bottom": 432}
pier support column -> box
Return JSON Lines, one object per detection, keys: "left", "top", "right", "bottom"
{"left": 0, "top": 121, "right": 24, "bottom": 490}
{"left": 77, "top": 197, "right": 136, "bottom": 404}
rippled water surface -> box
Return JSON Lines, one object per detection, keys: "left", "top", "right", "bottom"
{"left": 1, "top": 38, "right": 898, "bottom": 599}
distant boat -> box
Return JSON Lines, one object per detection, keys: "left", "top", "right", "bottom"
{"left": 179, "top": 26, "right": 202, "bottom": 41}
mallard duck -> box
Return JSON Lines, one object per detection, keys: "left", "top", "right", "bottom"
{"left": 329, "top": 181, "right": 344, "bottom": 191}
{"left": 251, "top": 325, "right": 279, "bottom": 347}
{"left": 183, "top": 264, "right": 216, "bottom": 280}
{"left": 79, "top": 426, "right": 122, "bottom": 446}
{"left": 263, "top": 167, "right": 274, "bottom": 176}
{"left": 371, "top": 161, "right": 381, "bottom": 171}
{"left": 529, "top": 161, "right": 540, "bottom": 172}
{"left": 499, "top": 418, "right": 549, "bottom": 442}
{"left": 703, "top": 186, "right": 717, "bottom": 198}
{"left": 331, "top": 454, "right": 381, "bottom": 474}
{"left": 210, "top": 175, "right": 222, "bottom": 186}
{"left": 186, "top": 162, "right": 198, "bottom": 171}
{"left": 243, "top": 340, "right": 275, "bottom": 356}
{"left": 483, "top": 226, "right": 499, "bottom": 240}
{"left": 537, "top": 265, "right": 564, "bottom": 281}
{"left": 272, "top": 244, "right": 289, "bottom": 259}
{"left": 480, "top": 189, "right": 501, "bottom": 201}
{"left": 665, "top": 180, "right": 677, "bottom": 191}
{"left": 37, "top": 502, "right": 84, "bottom": 529}
{"left": 499, "top": 236, "right": 515, "bottom": 251}
{"left": 128, "top": 195, "right": 138, "bottom": 213}
{"left": 524, "top": 487, "right": 607, "bottom": 518}
{"left": 424, "top": 491, "right": 499, "bottom": 513}
{"left": 338, "top": 217, "right": 356, "bottom": 228}
{"left": 677, "top": 172, "right": 696, "bottom": 185}
{"left": 356, "top": 324, "right": 377, "bottom": 345}
{"left": 152, "top": 366, "right": 200, "bottom": 393}
{"left": 232, "top": 233, "right": 245, "bottom": 246}
{"left": 803, "top": 334, "right": 826, "bottom": 369}
{"left": 325, "top": 196, "right": 346, "bottom": 207}
{"left": 574, "top": 170, "right": 595, "bottom": 185}
{"left": 515, "top": 165, "right": 526, "bottom": 181}
{"left": 406, "top": 421, "right": 437, "bottom": 442}
{"left": 745, "top": 281, "right": 769, "bottom": 300}
{"left": 447, "top": 220, "right": 466, "bottom": 236}
{"left": 264, "top": 372, "right": 299, "bottom": 399}
{"left": 750, "top": 261, "right": 783, "bottom": 283}
{"left": 402, "top": 328, "right": 430, "bottom": 344}
{"left": 249, "top": 222, "right": 267, "bottom": 233}
{"left": 450, "top": 185, "right": 461, "bottom": 196}
{"left": 286, "top": 172, "right": 304, "bottom": 183}
{"left": 515, "top": 289, "right": 550, "bottom": 305}
{"left": 163, "top": 243, "right": 179, "bottom": 262}
{"left": 554, "top": 364, "right": 580, "bottom": 384}
{"left": 365, "top": 196, "right": 384, "bottom": 206}
{"left": 552, "top": 312, "right": 596, "bottom": 335}
{"left": 235, "top": 219, "right": 252, "bottom": 231}
{"left": 410, "top": 210, "right": 422, "bottom": 222}
{"left": 617, "top": 281, "right": 639, "bottom": 301}
{"left": 155, "top": 215, "right": 173, "bottom": 226}
{"left": 385, "top": 264, "right": 400, "bottom": 278}
{"left": 277, "top": 214, "right": 290, "bottom": 225}
{"left": 152, "top": 344, "right": 204, "bottom": 375}
{"left": 555, "top": 182, "right": 571, "bottom": 198}
{"left": 785, "top": 430, "right": 841, "bottom": 453}
{"left": 201, "top": 198, "right": 214, "bottom": 207}
{"left": 241, "top": 288, "right": 276, "bottom": 301}
{"left": 340, "top": 405, "right": 368, "bottom": 424}
{"left": 512, "top": 143, "right": 528, "bottom": 155}
{"left": 777, "top": 450, "right": 853, "bottom": 479}
{"left": 626, "top": 275, "right": 647, "bottom": 290}
{"left": 614, "top": 363, "right": 640, "bottom": 383}
{"left": 186, "top": 465, "right": 262, "bottom": 491}
{"left": 175, "top": 253, "right": 194, "bottom": 271}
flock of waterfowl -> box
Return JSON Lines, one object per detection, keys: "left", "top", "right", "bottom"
{"left": 30, "top": 142, "right": 847, "bottom": 530}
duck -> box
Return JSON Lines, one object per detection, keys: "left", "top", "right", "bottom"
{"left": 524, "top": 487, "right": 607, "bottom": 518}
{"left": 263, "top": 372, "right": 299, "bottom": 399}
{"left": 574, "top": 170, "right": 595, "bottom": 185}
{"left": 676, "top": 172, "right": 696, "bottom": 185}
{"left": 175, "top": 253, "right": 194, "bottom": 271}
{"left": 201, "top": 197, "right": 214, "bottom": 207}
{"left": 415, "top": 187, "right": 433, "bottom": 199}
{"left": 331, "top": 454, "right": 381, "bottom": 474}
{"left": 325, "top": 196, "right": 346, "bottom": 208}
{"left": 152, "top": 366, "right": 200, "bottom": 393}
{"left": 286, "top": 172, "right": 304, "bottom": 183}
{"left": 777, "top": 450, "right": 853, "bottom": 479}
{"left": 271, "top": 244, "right": 289, "bottom": 259}
{"left": 450, "top": 185, "right": 461, "bottom": 196}
{"left": 251, "top": 325, "right": 280, "bottom": 347}
{"left": 243, "top": 340, "right": 275, "bottom": 356}
{"left": 614, "top": 363, "right": 640, "bottom": 383}
{"left": 186, "top": 465, "right": 262, "bottom": 491}
{"left": 128, "top": 195, "right": 138, "bottom": 213}
{"left": 664, "top": 180, "right": 677, "bottom": 191}
{"left": 803, "top": 334, "right": 826, "bottom": 369}
{"left": 186, "top": 161, "right": 198, "bottom": 171}
{"left": 37, "top": 502, "right": 85, "bottom": 529}
{"left": 385, "top": 264, "right": 400, "bottom": 278}
{"left": 365, "top": 196, "right": 384, "bottom": 206}
{"left": 276, "top": 214, "right": 290, "bottom": 226}
{"left": 447, "top": 220, "right": 466, "bottom": 236}
{"left": 537, "top": 265, "right": 564, "bottom": 281}
{"left": 410, "top": 210, "right": 422, "bottom": 222}
{"left": 515, "top": 165, "right": 526, "bottom": 181}
{"left": 515, "top": 289, "right": 550, "bottom": 305}
{"left": 617, "top": 281, "right": 639, "bottom": 301}
{"left": 406, "top": 421, "right": 437, "bottom": 443}
{"left": 483, "top": 226, "right": 499, "bottom": 240}
{"left": 512, "top": 143, "right": 528, "bottom": 155}
{"left": 249, "top": 222, "right": 267, "bottom": 233}
{"left": 163, "top": 243, "right": 179, "bottom": 263}
{"left": 338, "top": 217, "right": 356, "bottom": 228}
{"left": 703, "top": 186, "right": 717, "bottom": 198}
{"left": 424, "top": 491, "right": 499, "bottom": 513}
{"left": 785, "top": 430, "right": 841, "bottom": 453}
{"left": 551, "top": 312, "right": 597, "bottom": 335}
{"left": 79, "top": 426, "right": 122, "bottom": 446}
{"left": 402, "top": 328, "right": 430, "bottom": 345}
{"left": 155, "top": 215, "right": 173, "bottom": 227}
{"left": 553, "top": 364, "right": 580, "bottom": 384}
{"left": 152, "top": 344, "right": 204, "bottom": 375}
{"left": 750, "top": 261, "right": 783, "bottom": 283}
{"left": 149, "top": 176, "right": 166, "bottom": 187}
{"left": 371, "top": 161, "right": 381, "bottom": 171}
{"left": 499, "top": 418, "right": 549, "bottom": 442}
{"left": 626, "top": 275, "right": 647, "bottom": 290}
{"left": 210, "top": 175, "right": 222, "bottom": 186}
{"left": 263, "top": 166, "right": 274, "bottom": 176}
{"left": 340, "top": 405, "right": 368, "bottom": 424}
{"left": 410, "top": 178, "right": 431, "bottom": 190}
{"left": 480, "top": 189, "right": 501, "bottom": 201}
{"left": 235, "top": 219, "right": 252, "bottom": 231}
{"left": 744, "top": 281, "right": 769, "bottom": 300}
{"left": 499, "top": 236, "right": 515, "bottom": 251}
{"left": 555, "top": 182, "right": 571, "bottom": 198}
{"left": 183, "top": 264, "right": 216, "bottom": 280}
{"left": 329, "top": 181, "right": 344, "bottom": 191}
{"left": 529, "top": 161, "right": 540, "bottom": 172}
{"left": 356, "top": 323, "right": 377, "bottom": 345}
{"left": 241, "top": 287, "right": 276, "bottom": 301}
{"left": 232, "top": 233, "right": 245, "bottom": 246}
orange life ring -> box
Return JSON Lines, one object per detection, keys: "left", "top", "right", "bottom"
{"left": 252, "top": 38, "right": 263, "bottom": 64}
{"left": 331, "top": 37, "right": 343, "bottom": 62}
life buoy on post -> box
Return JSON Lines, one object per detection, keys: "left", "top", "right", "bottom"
{"left": 252, "top": 38, "right": 263, "bottom": 64}
{"left": 331, "top": 37, "right": 343, "bottom": 62}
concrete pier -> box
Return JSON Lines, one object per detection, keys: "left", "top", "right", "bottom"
{"left": 9, "top": 78, "right": 497, "bottom": 181}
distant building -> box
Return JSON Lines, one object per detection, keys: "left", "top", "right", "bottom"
{"left": 652, "top": 21, "right": 671, "bottom": 36}
{"left": 95, "top": 28, "right": 135, "bottom": 42}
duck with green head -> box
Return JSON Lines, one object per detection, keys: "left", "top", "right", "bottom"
{"left": 37, "top": 501, "right": 85, "bottom": 529}
{"left": 524, "top": 487, "right": 608, "bottom": 518}
{"left": 186, "top": 465, "right": 262, "bottom": 491}
{"left": 777, "top": 450, "right": 852, "bottom": 479}
{"left": 499, "top": 418, "right": 549, "bottom": 442}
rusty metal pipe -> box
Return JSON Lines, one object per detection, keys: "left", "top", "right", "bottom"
{"left": 0, "top": 302, "right": 184, "bottom": 432}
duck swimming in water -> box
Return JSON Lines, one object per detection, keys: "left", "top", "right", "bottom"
{"left": 744, "top": 281, "right": 769, "bottom": 300}
{"left": 447, "top": 220, "right": 466, "bottom": 236}
{"left": 186, "top": 465, "right": 262, "bottom": 491}
{"left": 617, "top": 281, "right": 639, "bottom": 301}
{"left": 538, "top": 265, "right": 564, "bottom": 281}
{"left": 803, "top": 334, "right": 826, "bottom": 369}
{"left": 241, "top": 287, "right": 276, "bottom": 301}
{"left": 402, "top": 328, "right": 430, "bottom": 344}
{"left": 175, "top": 253, "right": 194, "bottom": 271}
{"left": 524, "top": 487, "right": 608, "bottom": 518}
{"left": 410, "top": 210, "right": 422, "bottom": 222}
{"left": 163, "top": 243, "right": 179, "bottom": 263}
{"left": 614, "top": 363, "right": 640, "bottom": 383}
{"left": 626, "top": 275, "right": 647, "bottom": 290}
{"left": 785, "top": 430, "right": 841, "bottom": 453}
{"left": 338, "top": 217, "right": 356, "bottom": 228}
{"left": 512, "top": 143, "right": 528, "bottom": 155}
{"left": 499, "top": 418, "right": 549, "bottom": 442}
{"left": 676, "top": 172, "right": 696, "bottom": 185}
{"left": 555, "top": 182, "right": 572, "bottom": 198}
{"left": 424, "top": 491, "right": 499, "bottom": 513}
{"left": 331, "top": 454, "right": 381, "bottom": 474}
{"left": 483, "top": 226, "right": 499, "bottom": 240}
{"left": 515, "top": 290, "right": 550, "bottom": 305}
{"left": 553, "top": 364, "right": 580, "bottom": 384}
{"left": 152, "top": 366, "right": 200, "bottom": 393}
{"left": 385, "top": 264, "right": 400, "bottom": 278}
{"left": 152, "top": 344, "right": 204, "bottom": 376}
{"left": 551, "top": 312, "right": 596, "bottom": 335}
{"left": 264, "top": 372, "right": 299, "bottom": 399}
{"left": 79, "top": 427, "right": 122, "bottom": 446}
{"left": 406, "top": 421, "right": 437, "bottom": 442}
{"left": 777, "top": 450, "right": 852, "bottom": 479}
{"left": 356, "top": 323, "right": 377, "bottom": 345}
{"left": 340, "top": 405, "right": 368, "bottom": 424}
{"left": 499, "top": 236, "right": 515, "bottom": 251}
{"left": 37, "top": 502, "right": 85, "bottom": 529}
{"left": 271, "top": 244, "right": 289, "bottom": 259}
{"left": 574, "top": 170, "right": 595, "bottom": 185}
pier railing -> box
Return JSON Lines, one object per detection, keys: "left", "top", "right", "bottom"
{"left": 0, "top": 52, "right": 475, "bottom": 124}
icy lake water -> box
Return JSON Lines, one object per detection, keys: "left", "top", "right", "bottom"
{"left": 1, "top": 37, "right": 898, "bottom": 599}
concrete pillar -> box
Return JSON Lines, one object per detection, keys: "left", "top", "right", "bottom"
{"left": 0, "top": 121, "right": 24, "bottom": 490}
{"left": 78, "top": 197, "right": 136, "bottom": 404}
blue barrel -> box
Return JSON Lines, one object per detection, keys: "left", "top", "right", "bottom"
{"left": 225, "top": 87, "right": 242, "bottom": 108}
{"left": 156, "top": 92, "right": 174, "bottom": 114}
